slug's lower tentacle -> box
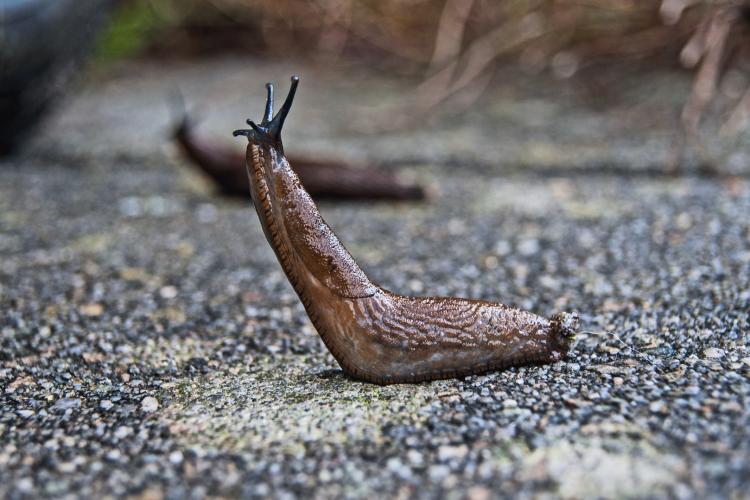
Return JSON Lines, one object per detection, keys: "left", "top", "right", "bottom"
{"left": 234, "top": 76, "right": 578, "bottom": 384}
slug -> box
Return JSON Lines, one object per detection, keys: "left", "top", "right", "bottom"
{"left": 175, "top": 108, "right": 426, "bottom": 201}
{"left": 234, "top": 76, "right": 579, "bottom": 384}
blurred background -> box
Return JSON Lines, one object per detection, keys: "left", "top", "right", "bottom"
{"left": 3, "top": 0, "right": 750, "bottom": 171}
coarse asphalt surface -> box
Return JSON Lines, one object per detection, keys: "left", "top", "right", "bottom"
{"left": 1, "top": 58, "right": 749, "bottom": 498}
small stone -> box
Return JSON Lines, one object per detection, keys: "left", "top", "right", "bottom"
{"left": 719, "top": 401, "right": 742, "bottom": 413}
{"left": 57, "top": 462, "right": 76, "bottom": 473}
{"left": 649, "top": 401, "right": 668, "bottom": 414}
{"left": 428, "top": 464, "right": 450, "bottom": 481}
{"left": 518, "top": 238, "right": 540, "bottom": 256}
{"left": 51, "top": 398, "right": 80, "bottom": 411}
{"left": 406, "top": 449, "right": 424, "bottom": 466}
{"left": 563, "top": 398, "right": 588, "bottom": 408}
{"left": 169, "top": 451, "right": 183, "bottom": 464}
{"left": 593, "top": 364, "right": 620, "bottom": 375}
{"left": 137, "top": 487, "right": 164, "bottom": 500}
{"left": 407, "top": 279, "right": 424, "bottom": 293}
{"left": 386, "top": 457, "right": 404, "bottom": 472}
{"left": 438, "top": 445, "right": 468, "bottom": 462}
{"left": 141, "top": 396, "right": 159, "bottom": 413}
{"left": 613, "top": 377, "right": 624, "bottom": 386}
{"left": 82, "top": 352, "right": 105, "bottom": 363}
{"left": 703, "top": 347, "right": 725, "bottom": 359}
{"left": 79, "top": 303, "right": 103, "bottom": 316}
{"left": 114, "top": 426, "right": 132, "bottom": 439}
{"left": 17, "top": 409, "right": 34, "bottom": 418}
{"left": 318, "top": 469, "right": 331, "bottom": 483}
{"left": 467, "top": 486, "right": 492, "bottom": 500}
{"left": 196, "top": 203, "right": 217, "bottom": 223}
{"left": 539, "top": 275, "right": 559, "bottom": 290}
{"left": 6, "top": 375, "right": 33, "bottom": 393}
{"left": 482, "top": 255, "right": 499, "bottom": 269}
{"left": 159, "top": 286, "right": 178, "bottom": 299}
{"left": 16, "top": 478, "right": 33, "bottom": 492}
{"left": 598, "top": 344, "right": 621, "bottom": 355}
{"left": 100, "top": 400, "right": 113, "bottom": 410}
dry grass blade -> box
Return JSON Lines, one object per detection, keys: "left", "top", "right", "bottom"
{"left": 412, "top": 13, "right": 545, "bottom": 117}
{"left": 427, "top": 0, "right": 475, "bottom": 74}
{"left": 315, "top": 0, "right": 353, "bottom": 63}
{"left": 681, "top": 6, "right": 736, "bottom": 135}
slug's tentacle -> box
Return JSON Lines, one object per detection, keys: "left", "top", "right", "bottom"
{"left": 263, "top": 83, "right": 274, "bottom": 124}
{"left": 233, "top": 76, "right": 299, "bottom": 152}
{"left": 269, "top": 75, "right": 299, "bottom": 137}
{"left": 234, "top": 76, "right": 579, "bottom": 384}
{"left": 248, "top": 121, "right": 264, "bottom": 134}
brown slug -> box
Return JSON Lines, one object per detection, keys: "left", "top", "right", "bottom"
{"left": 233, "top": 76, "right": 579, "bottom": 384}
{"left": 175, "top": 108, "right": 426, "bottom": 201}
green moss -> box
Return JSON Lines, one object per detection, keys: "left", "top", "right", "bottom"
{"left": 158, "top": 356, "right": 440, "bottom": 453}
{"left": 94, "top": 0, "right": 161, "bottom": 63}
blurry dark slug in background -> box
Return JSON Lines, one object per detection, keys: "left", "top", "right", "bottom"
{"left": 232, "top": 76, "right": 579, "bottom": 385}
{"left": 174, "top": 103, "right": 426, "bottom": 201}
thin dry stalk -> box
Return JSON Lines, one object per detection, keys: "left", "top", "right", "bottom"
{"left": 413, "top": 13, "right": 545, "bottom": 116}
{"left": 428, "top": 0, "right": 475, "bottom": 73}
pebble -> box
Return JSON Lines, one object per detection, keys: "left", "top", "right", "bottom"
{"left": 467, "top": 486, "right": 492, "bottom": 500}
{"left": 159, "top": 286, "right": 178, "bottom": 299}
{"left": 649, "top": 401, "right": 668, "bottom": 414}
{"left": 169, "top": 451, "right": 184, "bottom": 465}
{"left": 406, "top": 450, "right": 424, "bottom": 467}
{"left": 437, "top": 445, "right": 469, "bottom": 462}
{"left": 428, "top": 465, "right": 450, "bottom": 481}
{"left": 114, "top": 426, "right": 132, "bottom": 439}
{"left": 51, "top": 398, "right": 81, "bottom": 411}
{"left": 141, "top": 397, "right": 159, "bottom": 413}
{"left": 703, "top": 348, "right": 725, "bottom": 359}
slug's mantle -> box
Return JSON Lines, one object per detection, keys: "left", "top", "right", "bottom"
{"left": 234, "top": 76, "right": 578, "bottom": 384}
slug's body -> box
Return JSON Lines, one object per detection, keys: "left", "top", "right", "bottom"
{"left": 234, "top": 77, "right": 578, "bottom": 384}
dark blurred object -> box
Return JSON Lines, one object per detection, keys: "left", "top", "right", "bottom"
{"left": 174, "top": 113, "right": 427, "bottom": 202}
{"left": 0, "top": 0, "right": 115, "bottom": 155}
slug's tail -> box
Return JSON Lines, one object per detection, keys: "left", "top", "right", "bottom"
{"left": 549, "top": 311, "right": 579, "bottom": 357}
{"left": 551, "top": 311, "right": 579, "bottom": 340}
{"left": 168, "top": 87, "right": 192, "bottom": 137}
{"left": 233, "top": 75, "right": 300, "bottom": 149}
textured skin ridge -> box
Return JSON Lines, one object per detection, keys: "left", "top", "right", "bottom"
{"left": 246, "top": 143, "right": 574, "bottom": 385}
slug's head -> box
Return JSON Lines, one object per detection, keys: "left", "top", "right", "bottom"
{"left": 547, "top": 311, "right": 579, "bottom": 359}
{"left": 233, "top": 75, "right": 299, "bottom": 152}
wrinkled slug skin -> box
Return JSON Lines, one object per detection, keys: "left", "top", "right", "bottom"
{"left": 233, "top": 77, "right": 577, "bottom": 384}
{"left": 245, "top": 143, "right": 577, "bottom": 385}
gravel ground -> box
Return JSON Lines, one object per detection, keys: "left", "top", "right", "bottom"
{"left": 1, "top": 58, "right": 749, "bottom": 499}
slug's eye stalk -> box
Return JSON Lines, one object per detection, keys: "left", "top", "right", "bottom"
{"left": 233, "top": 75, "right": 299, "bottom": 150}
